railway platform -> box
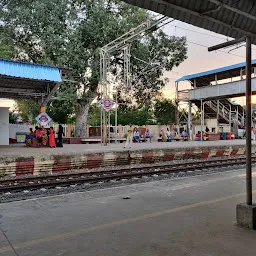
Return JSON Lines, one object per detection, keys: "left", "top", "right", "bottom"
{"left": 0, "top": 167, "right": 256, "bottom": 256}
{"left": 0, "top": 139, "right": 255, "bottom": 177}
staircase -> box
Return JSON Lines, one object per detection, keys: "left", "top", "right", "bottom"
{"left": 204, "top": 100, "right": 245, "bottom": 128}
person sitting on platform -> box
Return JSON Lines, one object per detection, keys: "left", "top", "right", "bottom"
{"left": 25, "top": 128, "right": 35, "bottom": 147}
{"left": 203, "top": 132, "right": 207, "bottom": 141}
{"left": 196, "top": 131, "right": 202, "bottom": 141}
{"left": 35, "top": 127, "right": 42, "bottom": 146}
{"left": 166, "top": 128, "right": 172, "bottom": 142}
{"left": 159, "top": 129, "right": 167, "bottom": 142}
{"left": 181, "top": 130, "right": 188, "bottom": 141}
{"left": 41, "top": 126, "right": 48, "bottom": 146}
{"left": 144, "top": 129, "right": 151, "bottom": 142}
{"left": 133, "top": 128, "right": 140, "bottom": 142}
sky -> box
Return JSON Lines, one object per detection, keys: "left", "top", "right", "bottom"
{"left": 161, "top": 19, "right": 256, "bottom": 106}
{"left": 1, "top": 19, "right": 256, "bottom": 109}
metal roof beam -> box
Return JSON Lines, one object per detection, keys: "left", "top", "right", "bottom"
{"left": 208, "top": 0, "right": 256, "bottom": 21}
{"left": 208, "top": 37, "right": 245, "bottom": 51}
{"left": 151, "top": 0, "right": 256, "bottom": 40}
{"left": 41, "top": 82, "right": 61, "bottom": 106}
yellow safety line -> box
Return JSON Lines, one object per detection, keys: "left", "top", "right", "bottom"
{"left": 0, "top": 190, "right": 254, "bottom": 254}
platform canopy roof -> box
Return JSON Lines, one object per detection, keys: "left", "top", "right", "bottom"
{"left": 0, "top": 58, "right": 63, "bottom": 104}
{"left": 122, "top": 0, "right": 256, "bottom": 44}
{"left": 176, "top": 59, "right": 256, "bottom": 85}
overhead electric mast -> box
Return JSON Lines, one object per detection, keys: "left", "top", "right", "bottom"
{"left": 99, "top": 16, "right": 170, "bottom": 145}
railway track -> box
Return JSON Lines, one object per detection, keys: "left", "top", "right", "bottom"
{"left": 0, "top": 156, "right": 252, "bottom": 195}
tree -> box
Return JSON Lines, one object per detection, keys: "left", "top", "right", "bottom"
{"left": 154, "top": 99, "right": 176, "bottom": 125}
{"left": 14, "top": 99, "right": 39, "bottom": 123}
{"left": 9, "top": 111, "right": 17, "bottom": 124}
{"left": 87, "top": 104, "right": 101, "bottom": 126}
{"left": 47, "top": 83, "right": 77, "bottom": 124}
{"left": 111, "top": 107, "right": 154, "bottom": 126}
{"left": 2, "top": 0, "right": 187, "bottom": 137}
{"left": 0, "top": 28, "right": 16, "bottom": 59}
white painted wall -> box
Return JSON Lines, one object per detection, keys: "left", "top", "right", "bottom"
{"left": 0, "top": 107, "right": 9, "bottom": 145}
{"left": 194, "top": 119, "right": 231, "bottom": 134}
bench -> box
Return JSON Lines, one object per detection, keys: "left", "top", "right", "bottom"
{"left": 81, "top": 138, "right": 101, "bottom": 144}
{"left": 157, "top": 137, "right": 172, "bottom": 142}
{"left": 81, "top": 138, "right": 127, "bottom": 144}
{"left": 63, "top": 137, "right": 83, "bottom": 144}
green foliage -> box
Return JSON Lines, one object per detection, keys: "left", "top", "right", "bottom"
{"left": 1, "top": 0, "right": 187, "bottom": 133}
{"left": 87, "top": 104, "right": 155, "bottom": 126}
{"left": 128, "top": 32, "right": 187, "bottom": 107}
{"left": 154, "top": 99, "right": 176, "bottom": 125}
{"left": 9, "top": 111, "right": 17, "bottom": 124}
{"left": 0, "top": 26, "right": 16, "bottom": 59}
{"left": 112, "top": 107, "right": 154, "bottom": 126}
{"left": 47, "top": 83, "right": 77, "bottom": 123}
{"left": 14, "top": 99, "right": 39, "bottom": 123}
{"left": 87, "top": 104, "right": 101, "bottom": 126}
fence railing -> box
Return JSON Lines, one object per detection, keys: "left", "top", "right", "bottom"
{"left": 9, "top": 124, "right": 75, "bottom": 139}
{"left": 9, "top": 124, "right": 178, "bottom": 139}
{"left": 177, "top": 90, "right": 189, "bottom": 100}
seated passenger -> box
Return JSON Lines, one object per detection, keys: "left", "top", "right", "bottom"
{"left": 166, "top": 128, "right": 172, "bottom": 142}
{"left": 133, "top": 129, "right": 140, "bottom": 142}
{"left": 159, "top": 129, "right": 167, "bottom": 142}
{"left": 181, "top": 130, "right": 188, "bottom": 141}
{"left": 25, "top": 128, "right": 36, "bottom": 146}
{"left": 144, "top": 129, "right": 151, "bottom": 142}
{"left": 196, "top": 131, "right": 202, "bottom": 141}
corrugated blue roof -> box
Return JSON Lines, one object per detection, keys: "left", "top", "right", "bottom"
{"left": 0, "top": 58, "right": 62, "bottom": 82}
{"left": 176, "top": 59, "right": 256, "bottom": 82}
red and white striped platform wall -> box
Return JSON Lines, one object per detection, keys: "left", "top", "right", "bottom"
{"left": 0, "top": 145, "right": 250, "bottom": 177}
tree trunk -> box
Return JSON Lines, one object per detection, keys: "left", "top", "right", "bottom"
{"left": 75, "top": 101, "right": 90, "bottom": 138}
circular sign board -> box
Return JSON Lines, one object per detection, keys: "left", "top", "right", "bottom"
{"left": 99, "top": 98, "right": 114, "bottom": 112}
{"left": 35, "top": 111, "right": 52, "bottom": 126}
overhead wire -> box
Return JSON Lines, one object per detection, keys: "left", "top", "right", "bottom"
{"left": 168, "top": 23, "right": 256, "bottom": 52}
{"left": 186, "top": 40, "right": 245, "bottom": 59}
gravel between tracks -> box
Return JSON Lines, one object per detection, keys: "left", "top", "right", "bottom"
{"left": 0, "top": 161, "right": 248, "bottom": 203}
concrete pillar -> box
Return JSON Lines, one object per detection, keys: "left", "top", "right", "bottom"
{"left": 86, "top": 125, "right": 89, "bottom": 138}
{"left": 0, "top": 107, "right": 9, "bottom": 145}
{"left": 67, "top": 124, "right": 71, "bottom": 137}
{"left": 200, "top": 99, "right": 203, "bottom": 141}
{"left": 188, "top": 101, "right": 192, "bottom": 141}
{"left": 215, "top": 74, "right": 218, "bottom": 85}
{"left": 229, "top": 105, "right": 232, "bottom": 131}
{"left": 118, "top": 124, "right": 122, "bottom": 138}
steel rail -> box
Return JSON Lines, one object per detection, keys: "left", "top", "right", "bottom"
{"left": 0, "top": 156, "right": 251, "bottom": 194}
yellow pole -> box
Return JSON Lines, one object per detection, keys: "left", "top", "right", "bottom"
{"left": 40, "top": 106, "right": 46, "bottom": 113}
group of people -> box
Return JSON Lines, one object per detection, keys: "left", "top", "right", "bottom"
{"left": 159, "top": 128, "right": 173, "bottom": 142}
{"left": 124, "top": 125, "right": 151, "bottom": 148}
{"left": 133, "top": 128, "right": 151, "bottom": 143}
{"left": 25, "top": 124, "right": 64, "bottom": 148}
{"left": 196, "top": 126, "right": 210, "bottom": 141}
{"left": 159, "top": 128, "right": 188, "bottom": 142}
{"left": 124, "top": 125, "right": 189, "bottom": 148}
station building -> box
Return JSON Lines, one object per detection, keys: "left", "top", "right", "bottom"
{"left": 175, "top": 60, "right": 256, "bottom": 139}
{"left": 0, "top": 58, "right": 64, "bottom": 145}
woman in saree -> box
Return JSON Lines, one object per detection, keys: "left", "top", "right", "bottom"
{"left": 49, "top": 127, "right": 56, "bottom": 148}
{"left": 41, "top": 126, "right": 48, "bottom": 146}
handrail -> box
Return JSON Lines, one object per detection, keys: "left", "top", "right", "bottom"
{"left": 205, "top": 99, "right": 245, "bottom": 126}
